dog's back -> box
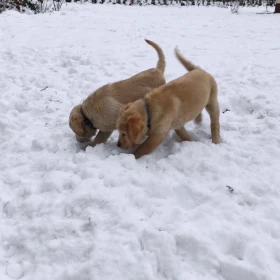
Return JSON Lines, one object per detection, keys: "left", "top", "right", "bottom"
{"left": 91, "top": 39, "right": 166, "bottom": 105}
{"left": 145, "top": 51, "right": 217, "bottom": 129}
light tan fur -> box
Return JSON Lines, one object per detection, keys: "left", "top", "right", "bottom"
{"left": 69, "top": 39, "right": 166, "bottom": 146}
{"left": 117, "top": 48, "right": 220, "bottom": 159}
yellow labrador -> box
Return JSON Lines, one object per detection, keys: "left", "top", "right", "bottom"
{"left": 69, "top": 39, "right": 166, "bottom": 147}
{"left": 117, "top": 48, "right": 220, "bottom": 159}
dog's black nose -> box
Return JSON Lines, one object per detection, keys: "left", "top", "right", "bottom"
{"left": 117, "top": 142, "right": 120, "bottom": 148}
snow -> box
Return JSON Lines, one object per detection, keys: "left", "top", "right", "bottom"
{"left": 0, "top": 3, "right": 280, "bottom": 280}
{"left": 6, "top": 263, "right": 23, "bottom": 279}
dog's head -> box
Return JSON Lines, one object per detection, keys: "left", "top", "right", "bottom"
{"left": 117, "top": 102, "right": 146, "bottom": 149}
{"left": 69, "top": 104, "right": 97, "bottom": 143}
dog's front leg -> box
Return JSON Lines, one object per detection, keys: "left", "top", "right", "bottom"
{"left": 134, "top": 132, "right": 168, "bottom": 159}
{"left": 88, "top": 131, "right": 113, "bottom": 147}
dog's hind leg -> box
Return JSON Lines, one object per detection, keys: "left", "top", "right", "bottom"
{"left": 175, "top": 126, "right": 192, "bottom": 142}
{"left": 205, "top": 86, "right": 220, "bottom": 144}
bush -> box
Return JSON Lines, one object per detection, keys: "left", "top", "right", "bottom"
{"left": 0, "top": 0, "right": 65, "bottom": 13}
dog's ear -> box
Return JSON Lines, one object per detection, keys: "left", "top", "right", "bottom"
{"left": 119, "top": 102, "right": 133, "bottom": 116}
{"left": 69, "top": 113, "right": 85, "bottom": 137}
{"left": 124, "top": 102, "right": 133, "bottom": 110}
{"left": 127, "top": 116, "right": 145, "bottom": 145}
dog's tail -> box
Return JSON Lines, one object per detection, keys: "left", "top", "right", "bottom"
{"left": 145, "top": 39, "right": 165, "bottom": 74}
{"left": 174, "top": 48, "right": 197, "bottom": 72}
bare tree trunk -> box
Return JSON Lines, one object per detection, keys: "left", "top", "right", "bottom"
{"left": 275, "top": 0, "right": 280, "bottom": 12}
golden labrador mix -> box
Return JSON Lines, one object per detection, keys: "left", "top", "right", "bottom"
{"left": 69, "top": 39, "right": 166, "bottom": 147}
{"left": 117, "top": 48, "right": 221, "bottom": 159}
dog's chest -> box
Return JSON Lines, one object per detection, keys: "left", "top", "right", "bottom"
{"left": 93, "top": 101, "right": 120, "bottom": 131}
{"left": 95, "top": 118, "right": 116, "bottom": 132}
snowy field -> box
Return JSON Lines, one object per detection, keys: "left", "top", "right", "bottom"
{"left": 1, "top": 3, "right": 280, "bottom": 280}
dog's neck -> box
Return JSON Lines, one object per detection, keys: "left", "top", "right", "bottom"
{"left": 80, "top": 106, "right": 95, "bottom": 129}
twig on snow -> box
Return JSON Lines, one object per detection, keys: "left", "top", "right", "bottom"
{"left": 40, "top": 86, "right": 49, "bottom": 91}
{"left": 226, "top": 185, "right": 234, "bottom": 193}
{"left": 3, "top": 201, "right": 10, "bottom": 211}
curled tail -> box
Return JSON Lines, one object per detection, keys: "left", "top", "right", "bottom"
{"left": 174, "top": 48, "right": 197, "bottom": 72}
{"left": 145, "top": 39, "right": 166, "bottom": 74}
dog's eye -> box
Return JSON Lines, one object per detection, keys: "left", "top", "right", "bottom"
{"left": 122, "top": 133, "right": 126, "bottom": 137}
{"left": 84, "top": 119, "right": 91, "bottom": 126}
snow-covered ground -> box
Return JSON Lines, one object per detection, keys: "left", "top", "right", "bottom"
{"left": 1, "top": 3, "right": 280, "bottom": 280}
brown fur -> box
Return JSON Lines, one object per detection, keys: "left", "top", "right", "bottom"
{"left": 117, "top": 48, "right": 221, "bottom": 159}
{"left": 69, "top": 39, "right": 166, "bottom": 146}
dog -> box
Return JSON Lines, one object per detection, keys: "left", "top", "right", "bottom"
{"left": 69, "top": 39, "right": 166, "bottom": 147}
{"left": 117, "top": 48, "right": 221, "bottom": 159}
